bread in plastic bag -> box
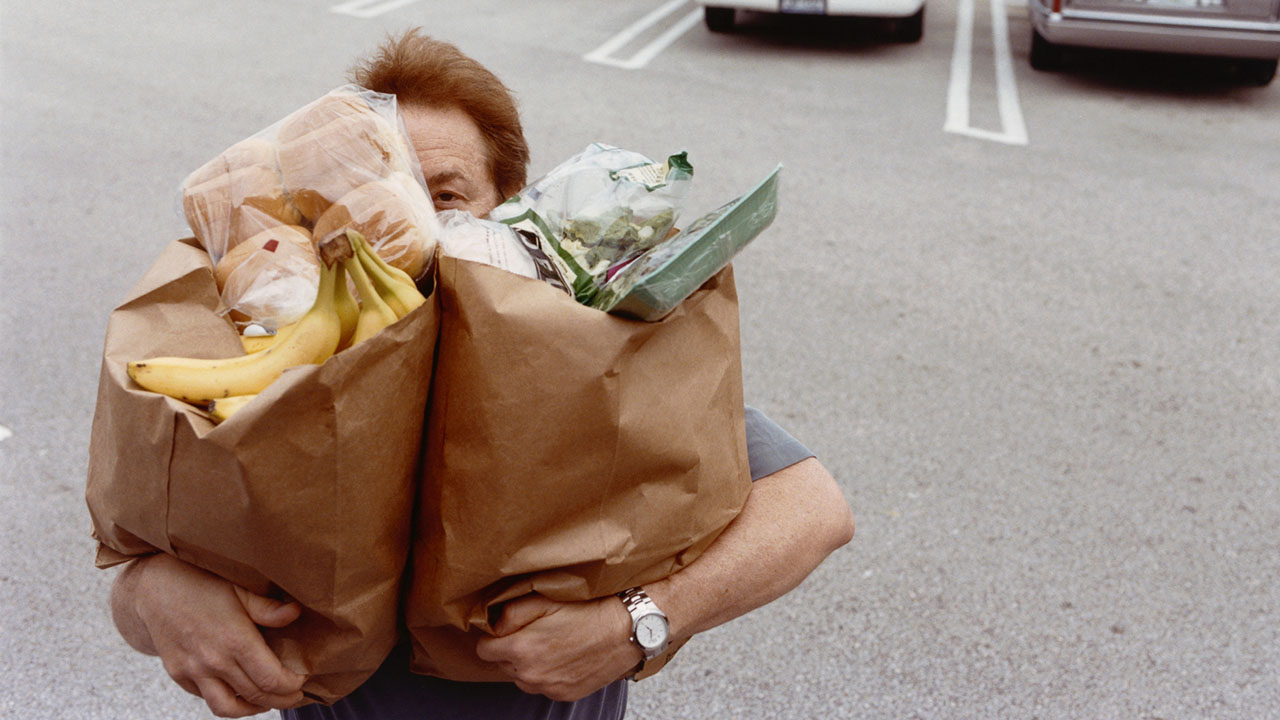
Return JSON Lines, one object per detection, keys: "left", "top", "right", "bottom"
{"left": 276, "top": 91, "right": 418, "bottom": 223}
{"left": 177, "top": 85, "right": 437, "bottom": 326}
{"left": 181, "top": 138, "right": 302, "bottom": 261}
{"left": 312, "top": 172, "right": 440, "bottom": 281}
{"left": 213, "top": 225, "right": 320, "bottom": 327}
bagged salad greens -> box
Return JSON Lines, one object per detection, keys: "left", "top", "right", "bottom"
{"left": 487, "top": 143, "right": 693, "bottom": 305}
{"left": 592, "top": 165, "right": 780, "bottom": 320}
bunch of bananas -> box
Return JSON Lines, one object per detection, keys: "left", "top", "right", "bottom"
{"left": 128, "top": 230, "right": 426, "bottom": 422}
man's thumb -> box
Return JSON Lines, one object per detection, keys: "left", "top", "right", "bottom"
{"left": 235, "top": 587, "right": 302, "bottom": 628}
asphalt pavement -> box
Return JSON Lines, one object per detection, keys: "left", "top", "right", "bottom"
{"left": 2, "top": 1, "right": 1278, "bottom": 718}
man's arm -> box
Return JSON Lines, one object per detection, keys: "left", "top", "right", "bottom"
{"left": 475, "top": 457, "right": 854, "bottom": 701}
{"left": 110, "top": 553, "right": 308, "bottom": 718}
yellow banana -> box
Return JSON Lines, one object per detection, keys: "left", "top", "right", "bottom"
{"left": 348, "top": 230, "right": 426, "bottom": 318}
{"left": 349, "top": 229, "right": 419, "bottom": 288}
{"left": 241, "top": 324, "right": 295, "bottom": 354}
{"left": 344, "top": 239, "right": 400, "bottom": 347}
{"left": 208, "top": 394, "right": 257, "bottom": 422}
{"left": 127, "top": 250, "right": 343, "bottom": 404}
{"left": 333, "top": 261, "right": 359, "bottom": 350}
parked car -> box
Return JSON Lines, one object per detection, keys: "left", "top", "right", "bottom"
{"left": 1028, "top": 0, "right": 1280, "bottom": 85}
{"left": 695, "top": 0, "right": 927, "bottom": 42}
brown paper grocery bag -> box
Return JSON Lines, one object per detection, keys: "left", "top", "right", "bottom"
{"left": 406, "top": 255, "right": 752, "bottom": 680}
{"left": 86, "top": 236, "right": 439, "bottom": 703}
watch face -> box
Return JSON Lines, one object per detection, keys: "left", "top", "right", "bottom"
{"left": 635, "top": 613, "right": 669, "bottom": 650}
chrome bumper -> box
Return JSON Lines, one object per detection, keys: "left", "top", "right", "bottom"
{"left": 1030, "top": 4, "right": 1280, "bottom": 59}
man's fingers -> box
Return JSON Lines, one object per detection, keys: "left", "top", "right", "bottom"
{"left": 235, "top": 655, "right": 306, "bottom": 706}
{"left": 192, "top": 676, "right": 268, "bottom": 718}
{"left": 235, "top": 586, "right": 302, "bottom": 629}
{"left": 492, "top": 594, "right": 554, "bottom": 636}
{"left": 473, "top": 634, "right": 506, "bottom": 663}
{"left": 231, "top": 631, "right": 306, "bottom": 698}
{"left": 225, "top": 659, "right": 306, "bottom": 710}
{"left": 171, "top": 674, "right": 202, "bottom": 699}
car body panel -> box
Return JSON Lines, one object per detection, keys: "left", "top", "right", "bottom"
{"left": 694, "top": 0, "right": 925, "bottom": 18}
{"left": 1029, "top": 0, "right": 1280, "bottom": 59}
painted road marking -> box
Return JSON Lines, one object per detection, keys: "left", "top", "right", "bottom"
{"left": 331, "top": 0, "right": 423, "bottom": 19}
{"left": 0, "top": 424, "right": 11, "bottom": 442}
{"left": 584, "top": 0, "right": 702, "bottom": 70}
{"left": 945, "top": 0, "right": 1028, "bottom": 145}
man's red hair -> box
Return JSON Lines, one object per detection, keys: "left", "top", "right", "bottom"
{"left": 351, "top": 29, "right": 530, "bottom": 200}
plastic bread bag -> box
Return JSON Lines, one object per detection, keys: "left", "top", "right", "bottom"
{"left": 486, "top": 143, "right": 693, "bottom": 304}
{"left": 179, "top": 85, "right": 438, "bottom": 325}
{"left": 312, "top": 172, "right": 441, "bottom": 282}
{"left": 213, "top": 224, "right": 321, "bottom": 328}
{"left": 592, "top": 165, "right": 781, "bottom": 321}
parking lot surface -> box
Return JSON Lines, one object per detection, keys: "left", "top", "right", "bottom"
{"left": 2, "top": 1, "right": 1277, "bottom": 718}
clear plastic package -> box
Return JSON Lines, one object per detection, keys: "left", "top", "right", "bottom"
{"left": 593, "top": 165, "right": 781, "bottom": 321}
{"left": 179, "top": 85, "right": 438, "bottom": 327}
{"left": 487, "top": 143, "right": 693, "bottom": 304}
{"left": 438, "top": 209, "right": 558, "bottom": 282}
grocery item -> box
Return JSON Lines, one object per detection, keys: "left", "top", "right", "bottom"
{"left": 593, "top": 165, "right": 781, "bottom": 320}
{"left": 276, "top": 89, "right": 416, "bottom": 222}
{"left": 436, "top": 210, "right": 541, "bottom": 282}
{"left": 213, "top": 225, "right": 320, "bottom": 325}
{"left": 347, "top": 230, "right": 427, "bottom": 319}
{"left": 89, "top": 235, "right": 441, "bottom": 703}
{"left": 208, "top": 394, "right": 257, "bottom": 422}
{"left": 126, "top": 237, "right": 348, "bottom": 404}
{"left": 240, "top": 327, "right": 290, "bottom": 354}
{"left": 179, "top": 85, "right": 433, "bottom": 330}
{"left": 182, "top": 161, "right": 301, "bottom": 262}
{"left": 488, "top": 143, "right": 692, "bottom": 304}
{"left": 312, "top": 172, "right": 439, "bottom": 280}
{"left": 343, "top": 237, "right": 402, "bottom": 348}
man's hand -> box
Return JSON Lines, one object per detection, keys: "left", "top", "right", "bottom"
{"left": 110, "top": 553, "right": 307, "bottom": 717}
{"left": 474, "top": 457, "right": 852, "bottom": 702}
{"left": 475, "top": 594, "right": 642, "bottom": 701}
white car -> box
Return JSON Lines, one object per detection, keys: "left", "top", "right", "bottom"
{"left": 695, "top": 0, "right": 927, "bottom": 42}
{"left": 1028, "top": 0, "right": 1280, "bottom": 85}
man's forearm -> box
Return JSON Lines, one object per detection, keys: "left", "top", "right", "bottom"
{"left": 110, "top": 558, "right": 159, "bottom": 655}
{"left": 643, "top": 457, "right": 854, "bottom": 643}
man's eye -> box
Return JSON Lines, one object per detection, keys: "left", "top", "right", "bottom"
{"left": 434, "top": 191, "right": 464, "bottom": 208}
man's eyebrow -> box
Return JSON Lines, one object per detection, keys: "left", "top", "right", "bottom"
{"left": 425, "top": 169, "right": 469, "bottom": 189}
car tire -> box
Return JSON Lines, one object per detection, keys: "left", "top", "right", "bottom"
{"left": 893, "top": 7, "right": 925, "bottom": 43}
{"left": 1029, "top": 27, "right": 1063, "bottom": 71}
{"left": 1238, "top": 57, "right": 1277, "bottom": 86}
{"left": 705, "top": 7, "right": 735, "bottom": 33}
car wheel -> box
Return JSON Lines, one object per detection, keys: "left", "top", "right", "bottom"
{"left": 892, "top": 7, "right": 924, "bottom": 43}
{"left": 1029, "top": 27, "right": 1062, "bottom": 71}
{"left": 1238, "top": 57, "right": 1277, "bottom": 86}
{"left": 705, "top": 7, "right": 735, "bottom": 33}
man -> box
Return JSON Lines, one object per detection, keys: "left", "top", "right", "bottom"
{"left": 109, "top": 30, "right": 854, "bottom": 719}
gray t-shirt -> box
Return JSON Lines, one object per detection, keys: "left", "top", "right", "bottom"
{"left": 283, "top": 405, "right": 812, "bottom": 720}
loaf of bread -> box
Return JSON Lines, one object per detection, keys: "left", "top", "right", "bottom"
{"left": 182, "top": 139, "right": 301, "bottom": 261}
{"left": 312, "top": 172, "right": 439, "bottom": 280}
{"left": 276, "top": 90, "right": 416, "bottom": 223}
{"left": 213, "top": 225, "right": 319, "bottom": 324}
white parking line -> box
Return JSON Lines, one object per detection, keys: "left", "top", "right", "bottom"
{"left": 330, "top": 0, "right": 422, "bottom": 19}
{"left": 584, "top": 0, "right": 702, "bottom": 70}
{"left": 0, "top": 424, "right": 11, "bottom": 442}
{"left": 945, "top": 0, "right": 1029, "bottom": 145}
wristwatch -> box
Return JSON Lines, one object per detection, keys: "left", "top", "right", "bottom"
{"left": 617, "top": 587, "right": 670, "bottom": 674}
